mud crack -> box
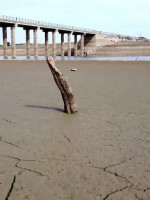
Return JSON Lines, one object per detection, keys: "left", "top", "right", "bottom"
{"left": 5, "top": 175, "right": 16, "bottom": 200}
{"left": 103, "top": 186, "right": 128, "bottom": 200}
{"left": 91, "top": 156, "right": 135, "bottom": 185}
{"left": 106, "top": 169, "right": 133, "bottom": 186}
{"left": 103, "top": 156, "right": 135, "bottom": 171}
{"left": 0, "top": 136, "right": 19, "bottom": 148}
{"left": 103, "top": 120, "right": 119, "bottom": 127}
{"left": 64, "top": 135, "right": 72, "bottom": 143}
{"left": 1, "top": 155, "right": 47, "bottom": 177}
{"left": 132, "top": 186, "right": 150, "bottom": 192}
{"left": 91, "top": 155, "right": 149, "bottom": 199}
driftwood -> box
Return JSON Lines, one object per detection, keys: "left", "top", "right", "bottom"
{"left": 47, "top": 56, "right": 77, "bottom": 114}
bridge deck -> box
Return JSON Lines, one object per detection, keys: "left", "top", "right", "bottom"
{"left": 0, "top": 15, "right": 98, "bottom": 35}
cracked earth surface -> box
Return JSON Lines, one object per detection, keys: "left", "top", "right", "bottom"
{"left": 0, "top": 61, "right": 150, "bottom": 200}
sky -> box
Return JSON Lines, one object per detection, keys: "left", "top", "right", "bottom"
{"left": 0, "top": 0, "right": 150, "bottom": 44}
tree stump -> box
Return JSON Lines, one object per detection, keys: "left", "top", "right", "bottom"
{"left": 47, "top": 56, "right": 77, "bottom": 114}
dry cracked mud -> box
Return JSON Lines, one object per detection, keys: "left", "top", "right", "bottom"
{"left": 0, "top": 60, "right": 150, "bottom": 200}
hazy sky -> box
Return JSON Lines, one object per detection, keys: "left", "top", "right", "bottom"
{"left": 0, "top": 0, "right": 150, "bottom": 43}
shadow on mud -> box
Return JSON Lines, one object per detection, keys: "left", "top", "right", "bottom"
{"left": 24, "top": 105, "right": 64, "bottom": 113}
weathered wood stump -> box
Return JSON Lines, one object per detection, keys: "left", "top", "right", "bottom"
{"left": 47, "top": 56, "right": 77, "bottom": 114}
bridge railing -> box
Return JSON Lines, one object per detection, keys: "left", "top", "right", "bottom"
{"left": 0, "top": 15, "right": 99, "bottom": 34}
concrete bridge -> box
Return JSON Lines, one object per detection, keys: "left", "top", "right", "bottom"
{"left": 0, "top": 15, "right": 99, "bottom": 59}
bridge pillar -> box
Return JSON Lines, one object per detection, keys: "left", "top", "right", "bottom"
{"left": 81, "top": 34, "right": 84, "bottom": 57}
{"left": 74, "top": 35, "right": 77, "bottom": 57}
{"left": 11, "top": 26, "right": 16, "bottom": 59}
{"left": 2, "top": 27, "right": 8, "bottom": 59}
{"left": 26, "top": 29, "right": 30, "bottom": 59}
{"left": 61, "top": 33, "right": 64, "bottom": 58}
{"left": 52, "top": 31, "right": 56, "bottom": 57}
{"left": 34, "top": 28, "right": 38, "bottom": 59}
{"left": 45, "top": 31, "right": 49, "bottom": 57}
{"left": 68, "top": 32, "right": 71, "bottom": 57}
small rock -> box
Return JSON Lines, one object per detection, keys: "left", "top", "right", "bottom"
{"left": 71, "top": 68, "right": 77, "bottom": 72}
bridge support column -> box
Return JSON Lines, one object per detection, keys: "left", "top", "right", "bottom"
{"left": 61, "top": 33, "right": 64, "bottom": 58}
{"left": 68, "top": 32, "right": 71, "bottom": 57}
{"left": 45, "top": 31, "right": 49, "bottom": 57}
{"left": 81, "top": 34, "right": 84, "bottom": 57}
{"left": 52, "top": 31, "right": 56, "bottom": 57}
{"left": 11, "top": 26, "right": 16, "bottom": 59}
{"left": 2, "top": 27, "right": 8, "bottom": 59}
{"left": 74, "top": 35, "right": 77, "bottom": 57}
{"left": 26, "top": 29, "right": 30, "bottom": 59}
{"left": 34, "top": 28, "right": 38, "bottom": 59}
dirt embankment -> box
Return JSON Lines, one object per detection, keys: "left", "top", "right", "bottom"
{"left": 91, "top": 41, "right": 150, "bottom": 56}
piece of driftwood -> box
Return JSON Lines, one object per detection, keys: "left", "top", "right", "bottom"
{"left": 47, "top": 56, "right": 77, "bottom": 114}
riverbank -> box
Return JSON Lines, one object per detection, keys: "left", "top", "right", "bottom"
{"left": 0, "top": 60, "right": 150, "bottom": 200}
{"left": 0, "top": 41, "right": 150, "bottom": 57}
